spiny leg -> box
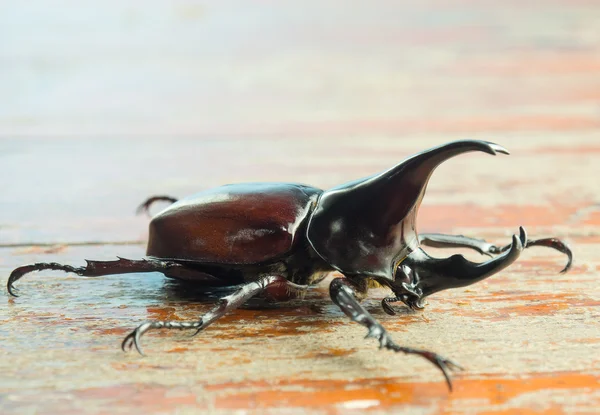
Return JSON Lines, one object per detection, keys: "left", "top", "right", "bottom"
{"left": 329, "top": 277, "right": 463, "bottom": 391}
{"left": 403, "top": 227, "right": 528, "bottom": 303}
{"left": 419, "top": 232, "right": 572, "bottom": 273}
{"left": 136, "top": 195, "right": 178, "bottom": 216}
{"left": 121, "top": 275, "right": 290, "bottom": 355}
{"left": 7, "top": 258, "right": 192, "bottom": 297}
{"left": 381, "top": 228, "right": 526, "bottom": 314}
{"left": 491, "top": 237, "right": 572, "bottom": 273}
{"left": 419, "top": 233, "right": 496, "bottom": 256}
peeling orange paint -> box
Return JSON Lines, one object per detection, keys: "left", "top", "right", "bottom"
{"left": 209, "top": 372, "right": 600, "bottom": 413}
{"left": 94, "top": 327, "right": 129, "bottom": 336}
{"left": 146, "top": 306, "right": 180, "bottom": 322}
{"left": 300, "top": 347, "right": 356, "bottom": 359}
{"left": 6, "top": 373, "right": 596, "bottom": 414}
{"left": 215, "top": 318, "right": 344, "bottom": 339}
{"left": 167, "top": 347, "right": 189, "bottom": 353}
{"left": 443, "top": 291, "right": 600, "bottom": 320}
{"left": 479, "top": 408, "right": 564, "bottom": 415}
{"left": 475, "top": 293, "right": 581, "bottom": 304}
{"left": 76, "top": 384, "right": 198, "bottom": 412}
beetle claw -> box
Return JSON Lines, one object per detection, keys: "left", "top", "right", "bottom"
{"left": 7, "top": 284, "right": 19, "bottom": 297}
{"left": 190, "top": 326, "right": 205, "bottom": 337}
{"left": 121, "top": 319, "right": 205, "bottom": 355}
{"left": 121, "top": 326, "right": 146, "bottom": 356}
{"left": 382, "top": 335, "right": 462, "bottom": 392}
{"left": 484, "top": 227, "right": 572, "bottom": 273}
{"left": 527, "top": 237, "right": 573, "bottom": 274}
{"left": 447, "top": 360, "right": 465, "bottom": 371}
{"left": 381, "top": 296, "right": 399, "bottom": 315}
{"left": 121, "top": 321, "right": 158, "bottom": 355}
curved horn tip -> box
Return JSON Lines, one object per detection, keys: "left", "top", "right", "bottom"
{"left": 519, "top": 226, "right": 527, "bottom": 243}
{"left": 487, "top": 142, "right": 510, "bottom": 156}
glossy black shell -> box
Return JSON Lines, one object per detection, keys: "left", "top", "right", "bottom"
{"left": 306, "top": 140, "right": 506, "bottom": 280}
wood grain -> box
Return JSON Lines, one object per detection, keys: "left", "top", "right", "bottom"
{"left": 1, "top": 1, "right": 599, "bottom": 414}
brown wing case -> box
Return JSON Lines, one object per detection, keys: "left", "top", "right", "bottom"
{"left": 147, "top": 183, "right": 321, "bottom": 264}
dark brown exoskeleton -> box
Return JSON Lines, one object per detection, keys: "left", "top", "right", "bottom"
{"left": 7, "top": 140, "right": 572, "bottom": 391}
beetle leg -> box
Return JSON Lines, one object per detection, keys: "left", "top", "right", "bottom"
{"left": 7, "top": 257, "right": 193, "bottom": 297}
{"left": 419, "top": 234, "right": 496, "bottom": 257}
{"left": 381, "top": 292, "right": 425, "bottom": 315}
{"left": 136, "top": 195, "right": 178, "bottom": 216}
{"left": 489, "top": 237, "right": 572, "bottom": 274}
{"left": 419, "top": 232, "right": 572, "bottom": 273}
{"left": 408, "top": 227, "right": 527, "bottom": 298}
{"left": 329, "top": 277, "right": 463, "bottom": 391}
{"left": 121, "top": 275, "right": 289, "bottom": 355}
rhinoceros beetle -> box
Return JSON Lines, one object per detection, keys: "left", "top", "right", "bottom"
{"left": 7, "top": 140, "right": 572, "bottom": 391}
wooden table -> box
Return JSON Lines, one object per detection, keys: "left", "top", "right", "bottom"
{"left": 2, "top": 1, "right": 599, "bottom": 414}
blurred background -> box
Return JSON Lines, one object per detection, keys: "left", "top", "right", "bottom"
{"left": 2, "top": 0, "right": 598, "bottom": 245}
{"left": 2, "top": 1, "right": 599, "bottom": 414}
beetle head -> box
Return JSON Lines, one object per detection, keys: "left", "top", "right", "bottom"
{"left": 392, "top": 226, "right": 525, "bottom": 304}
{"left": 389, "top": 249, "right": 472, "bottom": 305}
{"left": 306, "top": 140, "right": 509, "bottom": 283}
{"left": 378, "top": 250, "right": 487, "bottom": 311}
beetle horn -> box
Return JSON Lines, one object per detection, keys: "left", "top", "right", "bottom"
{"left": 404, "top": 227, "right": 527, "bottom": 297}
{"left": 306, "top": 140, "right": 509, "bottom": 279}
{"left": 361, "top": 140, "right": 509, "bottom": 229}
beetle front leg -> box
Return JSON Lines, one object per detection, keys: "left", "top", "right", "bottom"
{"left": 121, "top": 275, "right": 291, "bottom": 355}
{"left": 329, "top": 277, "right": 463, "bottom": 391}
{"left": 419, "top": 232, "right": 572, "bottom": 273}
{"left": 419, "top": 233, "right": 496, "bottom": 257}
{"left": 490, "top": 237, "right": 572, "bottom": 273}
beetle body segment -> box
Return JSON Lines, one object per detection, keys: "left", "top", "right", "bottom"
{"left": 147, "top": 183, "right": 322, "bottom": 265}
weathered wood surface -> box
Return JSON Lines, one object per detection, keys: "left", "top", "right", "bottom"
{"left": 1, "top": 1, "right": 599, "bottom": 414}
